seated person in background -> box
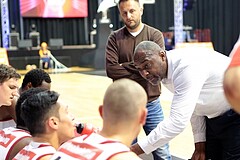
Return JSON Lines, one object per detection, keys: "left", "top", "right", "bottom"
{"left": 0, "top": 64, "right": 21, "bottom": 130}
{"left": 50, "top": 78, "right": 148, "bottom": 160}
{"left": 0, "top": 68, "right": 51, "bottom": 130}
{"left": 0, "top": 88, "right": 46, "bottom": 160}
{"left": 39, "top": 42, "right": 51, "bottom": 69}
{"left": 13, "top": 90, "right": 76, "bottom": 160}
{"left": 223, "top": 37, "right": 240, "bottom": 113}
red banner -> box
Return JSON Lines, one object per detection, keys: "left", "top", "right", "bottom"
{"left": 20, "top": 0, "right": 88, "bottom": 18}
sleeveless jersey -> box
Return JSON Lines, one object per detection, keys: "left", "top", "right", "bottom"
{"left": 50, "top": 133, "right": 130, "bottom": 160}
{"left": 0, "top": 118, "right": 16, "bottom": 130}
{"left": 13, "top": 141, "right": 56, "bottom": 160}
{"left": 0, "top": 127, "right": 31, "bottom": 160}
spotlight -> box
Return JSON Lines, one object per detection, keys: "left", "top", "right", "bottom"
{"left": 183, "top": 0, "right": 195, "bottom": 11}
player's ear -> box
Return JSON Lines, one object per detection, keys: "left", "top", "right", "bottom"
{"left": 26, "top": 82, "right": 33, "bottom": 89}
{"left": 98, "top": 105, "right": 103, "bottom": 118}
{"left": 48, "top": 117, "right": 59, "bottom": 130}
{"left": 140, "top": 108, "right": 147, "bottom": 125}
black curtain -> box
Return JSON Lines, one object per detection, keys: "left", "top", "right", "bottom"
{"left": 7, "top": 0, "right": 98, "bottom": 45}
{"left": 4, "top": 0, "right": 240, "bottom": 54}
{"left": 109, "top": 0, "right": 240, "bottom": 55}
{"left": 183, "top": 0, "right": 240, "bottom": 55}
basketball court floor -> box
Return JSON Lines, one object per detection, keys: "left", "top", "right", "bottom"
{"left": 18, "top": 67, "right": 194, "bottom": 160}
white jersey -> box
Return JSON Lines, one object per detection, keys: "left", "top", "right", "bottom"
{"left": 0, "top": 118, "right": 16, "bottom": 130}
{"left": 13, "top": 141, "right": 56, "bottom": 160}
{"left": 51, "top": 133, "right": 130, "bottom": 160}
{"left": 0, "top": 127, "right": 31, "bottom": 160}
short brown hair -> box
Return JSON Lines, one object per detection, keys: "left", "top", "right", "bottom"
{"left": 0, "top": 64, "right": 21, "bottom": 83}
{"left": 118, "top": 0, "right": 142, "bottom": 6}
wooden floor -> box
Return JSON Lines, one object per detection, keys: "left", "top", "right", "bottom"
{"left": 18, "top": 68, "right": 194, "bottom": 160}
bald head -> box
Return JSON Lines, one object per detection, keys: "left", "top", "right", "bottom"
{"left": 134, "top": 41, "right": 164, "bottom": 59}
{"left": 224, "top": 67, "right": 240, "bottom": 113}
{"left": 223, "top": 38, "right": 240, "bottom": 113}
{"left": 133, "top": 41, "right": 168, "bottom": 85}
{"left": 103, "top": 78, "right": 147, "bottom": 124}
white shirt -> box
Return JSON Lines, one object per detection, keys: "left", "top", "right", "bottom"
{"left": 138, "top": 47, "right": 231, "bottom": 154}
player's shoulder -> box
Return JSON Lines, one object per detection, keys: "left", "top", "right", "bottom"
{"left": 109, "top": 151, "right": 142, "bottom": 160}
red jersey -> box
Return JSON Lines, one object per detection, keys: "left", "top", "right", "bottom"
{"left": 50, "top": 133, "right": 130, "bottom": 160}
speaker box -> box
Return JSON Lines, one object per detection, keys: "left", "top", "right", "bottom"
{"left": 18, "top": 39, "right": 32, "bottom": 50}
{"left": 9, "top": 32, "right": 19, "bottom": 48}
{"left": 29, "top": 32, "right": 40, "bottom": 47}
{"left": 49, "top": 38, "right": 63, "bottom": 49}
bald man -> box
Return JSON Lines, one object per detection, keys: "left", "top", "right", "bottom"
{"left": 50, "top": 78, "right": 148, "bottom": 160}
{"left": 223, "top": 38, "right": 240, "bottom": 113}
{"left": 131, "top": 41, "right": 240, "bottom": 160}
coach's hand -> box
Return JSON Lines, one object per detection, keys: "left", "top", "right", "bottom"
{"left": 191, "top": 142, "right": 205, "bottom": 160}
{"left": 130, "top": 143, "right": 144, "bottom": 155}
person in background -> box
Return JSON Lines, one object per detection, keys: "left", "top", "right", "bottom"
{"left": 0, "top": 68, "right": 52, "bottom": 130}
{"left": 19, "top": 68, "right": 51, "bottom": 94}
{"left": 223, "top": 37, "right": 240, "bottom": 113}
{"left": 105, "top": 0, "right": 170, "bottom": 159}
{"left": 13, "top": 90, "right": 76, "bottom": 160}
{"left": 0, "top": 88, "right": 46, "bottom": 160}
{"left": 39, "top": 42, "right": 51, "bottom": 69}
{"left": 0, "top": 64, "right": 21, "bottom": 129}
{"left": 131, "top": 41, "right": 240, "bottom": 160}
{"left": 50, "top": 78, "right": 147, "bottom": 160}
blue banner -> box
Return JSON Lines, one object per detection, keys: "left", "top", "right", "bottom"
{"left": 1, "top": 0, "right": 10, "bottom": 48}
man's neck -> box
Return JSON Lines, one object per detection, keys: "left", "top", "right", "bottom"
{"left": 99, "top": 127, "right": 136, "bottom": 147}
{"left": 32, "top": 133, "right": 58, "bottom": 149}
{"left": 127, "top": 22, "right": 144, "bottom": 33}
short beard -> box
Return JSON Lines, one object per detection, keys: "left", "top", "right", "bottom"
{"left": 125, "top": 20, "right": 140, "bottom": 31}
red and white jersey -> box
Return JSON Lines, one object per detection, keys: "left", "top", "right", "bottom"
{"left": 0, "top": 127, "right": 31, "bottom": 160}
{"left": 0, "top": 118, "right": 16, "bottom": 130}
{"left": 13, "top": 141, "right": 56, "bottom": 160}
{"left": 50, "top": 133, "right": 130, "bottom": 160}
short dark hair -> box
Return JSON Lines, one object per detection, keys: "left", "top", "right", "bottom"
{"left": 21, "top": 90, "right": 60, "bottom": 136}
{"left": 0, "top": 64, "right": 21, "bottom": 83}
{"left": 118, "top": 0, "right": 141, "bottom": 6}
{"left": 15, "top": 88, "right": 47, "bottom": 128}
{"left": 21, "top": 69, "right": 51, "bottom": 88}
{"left": 134, "top": 41, "right": 164, "bottom": 58}
{"left": 118, "top": 0, "right": 139, "bottom": 4}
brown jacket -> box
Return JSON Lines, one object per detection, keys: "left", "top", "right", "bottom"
{"left": 105, "top": 24, "right": 165, "bottom": 102}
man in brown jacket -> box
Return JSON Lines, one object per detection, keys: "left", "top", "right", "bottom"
{"left": 105, "top": 0, "right": 171, "bottom": 159}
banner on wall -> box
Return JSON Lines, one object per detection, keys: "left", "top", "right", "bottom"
{"left": 20, "top": 0, "right": 88, "bottom": 18}
{"left": 1, "top": 0, "right": 10, "bottom": 48}
{"left": 0, "top": 48, "right": 9, "bottom": 65}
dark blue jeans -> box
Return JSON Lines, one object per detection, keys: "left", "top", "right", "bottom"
{"left": 206, "top": 109, "right": 240, "bottom": 160}
{"left": 134, "top": 97, "right": 171, "bottom": 160}
{"left": 41, "top": 57, "right": 51, "bottom": 69}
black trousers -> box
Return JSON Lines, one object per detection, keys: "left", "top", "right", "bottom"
{"left": 206, "top": 109, "right": 240, "bottom": 160}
